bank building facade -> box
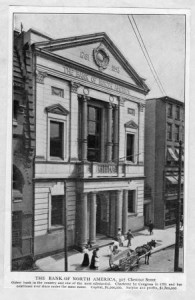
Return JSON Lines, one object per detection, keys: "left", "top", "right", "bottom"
{"left": 17, "top": 29, "right": 149, "bottom": 256}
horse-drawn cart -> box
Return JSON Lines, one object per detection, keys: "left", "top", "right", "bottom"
{"left": 109, "top": 240, "right": 157, "bottom": 271}
{"left": 109, "top": 249, "right": 139, "bottom": 271}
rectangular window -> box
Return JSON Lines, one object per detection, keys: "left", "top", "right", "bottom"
{"left": 51, "top": 195, "right": 63, "bottom": 226}
{"left": 176, "top": 106, "right": 180, "bottom": 120}
{"left": 128, "top": 190, "right": 135, "bottom": 213}
{"left": 127, "top": 108, "right": 135, "bottom": 116}
{"left": 167, "top": 103, "right": 173, "bottom": 118}
{"left": 13, "top": 100, "right": 19, "bottom": 120}
{"left": 126, "top": 134, "right": 134, "bottom": 162}
{"left": 167, "top": 123, "right": 172, "bottom": 140}
{"left": 51, "top": 86, "right": 64, "bottom": 98}
{"left": 175, "top": 125, "right": 180, "bottom": 141}
{"left": 50, "top": 121, "right": 64, "bottom": 158}
{"left": 87, "top": 105, "right": 101, "bottom": 162}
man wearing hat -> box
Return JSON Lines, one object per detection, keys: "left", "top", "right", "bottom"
{"left": 126, "top": 229, "right": 134, "bottom": 247}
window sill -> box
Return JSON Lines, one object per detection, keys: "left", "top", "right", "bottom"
{"left": 126, "top": 161, "right": 136, "bottom": 165}
{"left": 128, "top": 213, "right": 137, "bottom": 217}
{"left": 48, "top": 225, "right": 64, "bottom": 233}
{"left": 49, "top": 157, "right": 64, "bottom": 161}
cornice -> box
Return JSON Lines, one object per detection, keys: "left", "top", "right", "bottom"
{"left": 33, "top": 32, "right": 149, "bottom": 94}
{"left": 37, "top": 63, "right": 145, "bottom": 105}
{"left": 35, "top": 49, "right": 148, "bottom": 95}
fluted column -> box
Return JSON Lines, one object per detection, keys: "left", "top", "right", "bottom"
{"left": 89, "top": 193, "right": 96, "bottom": 245}
{"left": 82, "top": 96, "right": 88, "bottom": 161}
{"left": 80, "top": 192, "right": 88, "bottom": 247}
{"left": 115, "top": 190, "right": 123, "bottom": 235}
{"left": 113, "top": 105, "right": 119, "bottom": 162}
{"left": 107, "top": 102, "right": 113, "bottom": 162}
{"left": 122, "top": 190, "right": 128, "bottom": 235}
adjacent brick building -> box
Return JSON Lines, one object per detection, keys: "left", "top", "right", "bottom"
{"left": 12, "top": 30, "right": 35, "bottom": 269}
{"left": 145, "top": 96, "right": 184, "bottom": 229}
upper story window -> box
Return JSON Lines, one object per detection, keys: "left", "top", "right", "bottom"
{"left": 50, "top": 121, "right": 64, "bottom": 159}
{"left": 175, "top": 105, "right": 180, "bottom": 120}
{"left": 167, "top": 123, "right": 172, "bottom": 140}
{"left": 126, "top": 134, "right": 134, "bottom": 162}
{"left": 87, "top": 105, "right": 101, "bottom": 162}
{"left": 125, "top": 120, "right": 138, "bottom": 164}
{"left": 167, "top": 103, "right": 173, "bottom": 118}
{"left": 175, "top": 125, "right": 180, "bottom": 142}
{"left": 46, "top": 103, "right": 69, "bottom": 161}
{"left": 13, "top": 100, "right": 19, "bottom": 121}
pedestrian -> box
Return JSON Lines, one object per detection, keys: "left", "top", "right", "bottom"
{"left": 90, "top": 250, "right": 96, "bottom": 269}
{"left": 126, "top": 229, "right": 134, "bottom": 247}
{"left": 148, "top": 220, "right": 154, "bottom": 235}
{"left": 81, "top": 246, "right": 90, "bottom": 267}
{"left": 117, "top": 227, "right": 124, "bottom": 246}
{"left": 94, "top": 248, "right": 100, "bottom": 270}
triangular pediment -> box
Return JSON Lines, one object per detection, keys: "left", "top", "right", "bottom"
{"left": 35, "top": 33, "right": 149, "bottom": 94}
{"left": 125, "top": 120, "right": 138, "bottom": 129}
{"left": 46, "top": 103, "right": 69, "bottom": 116}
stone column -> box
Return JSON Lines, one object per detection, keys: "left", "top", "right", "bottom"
{"left": 115, "top": 190, "right": 122, "bottom": 235}
{"left": 113, "top": 105, "right": 119, "bottom": 162}
{"left": 80, "top": 192, "right": 88, "bottom": 247}
{"left": 122, "top": 190, "right": 128, "bottom": 234}
{"left": 107, "top": 102, "right": 113, "bottom": 162}
{"left": 81, "top": 96, "right": 88, "bottom": 161}
{"left": 89, "top": 193, "right": 96, "bottom": 245}
{"left": 70, "top": 82, "right": 80, "bottom": 161}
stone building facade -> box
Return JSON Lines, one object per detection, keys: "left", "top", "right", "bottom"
{"left": 15, "top": 29, "right": 149, "bottom": 257}
{"left": 145, "top": 97, "right": 184, "bottom": 229}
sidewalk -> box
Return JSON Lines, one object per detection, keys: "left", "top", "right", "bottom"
{"left": 35, "top": 227, "right": 176, "bottom": 272}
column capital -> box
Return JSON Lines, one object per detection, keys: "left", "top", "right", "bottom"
{"left": 119, "top": 97, "right": 126, "bottom": 107}
{"left": 78, "top": 94, "right": 90, "bottom": 101}
{"left": 36, "top": 70, "right": 47, "bottom": 84}
{"left": 70, "top": 81, "right": 80, "bottom": 93}
{"left": 138, "top": 103, "right": 145, "bottom": 112}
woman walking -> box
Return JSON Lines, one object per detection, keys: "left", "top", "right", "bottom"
{"left": 81, "top": 246, "right": 90, "bottom": 267}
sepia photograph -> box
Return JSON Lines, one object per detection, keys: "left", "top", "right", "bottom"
{"left": 11, "top": 10, "right": 186, "bottom": 275}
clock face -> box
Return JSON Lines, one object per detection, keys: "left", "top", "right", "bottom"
{"left": 93, "top": 46, "right": 110, "bottom": 70}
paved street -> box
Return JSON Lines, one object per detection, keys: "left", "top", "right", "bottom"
{"left": 35, "top": 227, "right": 180, "bottom": 272}
{"left": 133, "top": 246, "right": 183, "bottom": 272}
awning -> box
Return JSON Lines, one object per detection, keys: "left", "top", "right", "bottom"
{"left": 166, "top": 176, "right": 178, "bottom": 184}
{"left": 166, "top": 176, "right": 184, "bottom": 184}
{"left": 167, "top": 148, "right": 178, "bottom": 161}
{"left": 173, "top": 175, "right": 184, "bottom": 184}
{"left": 175, "top": 148, "right": 184, "bottom": 162}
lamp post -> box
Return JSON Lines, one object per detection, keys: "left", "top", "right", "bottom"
{"left": 174, "top": 140, "right": 182, "bottom": 272}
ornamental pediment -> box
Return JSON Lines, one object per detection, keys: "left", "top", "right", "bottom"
{"left": 34, "top": 33, "right": 149, "bottom": 95}
{"left": 45, "top": 103, "right": 69, "bottom": 116}
{"left": 125, "top": 120, "right": 138, "bottom": 129}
